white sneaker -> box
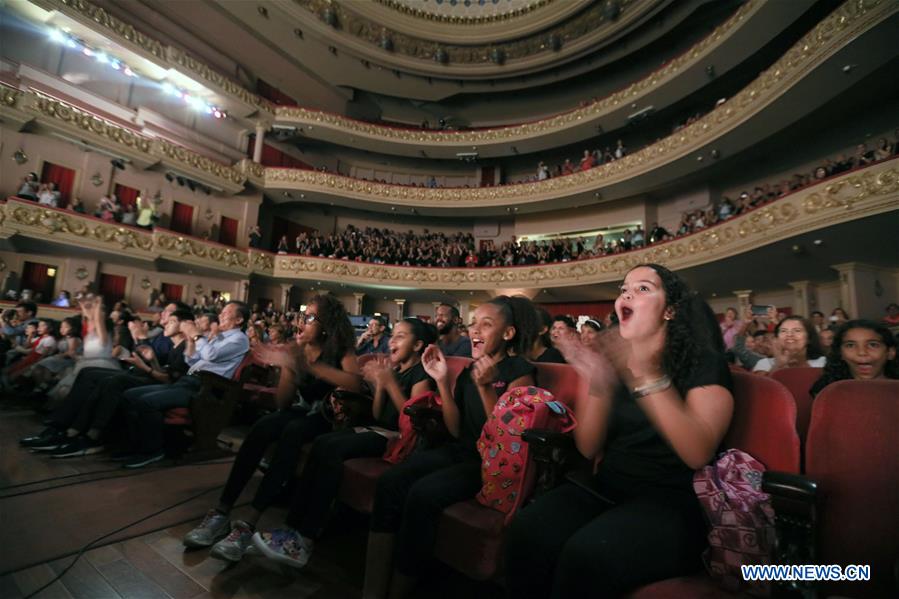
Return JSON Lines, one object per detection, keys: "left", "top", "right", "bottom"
{"left": 183, "top": 509, "right": 230, "bottom": 548}
{"left": 251, "top": 528, "right": 311, "bottom": 569}
{"left": 210, "top": 520, "right": 254, "bottom": 562}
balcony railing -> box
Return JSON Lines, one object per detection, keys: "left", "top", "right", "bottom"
{"left": 3, "top": 157, "right": 896, "bottom": 289}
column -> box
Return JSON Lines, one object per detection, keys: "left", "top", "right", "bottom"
{"left": 352, "top": 292, "right": 365, "bottom": 315}
{"left": 252, "top": 121, "right": 270, "bottom": 164}
{"left": 240, "top": 280, "right": 250, "bottom": 302}
{"left": 394, "top": 298, "right": 406, "bottom": 323}
{"left": 831, "top": 262, "right": 883, "bottom": 319}
{"left": 457, "top": 299, "right": 471, "bottom": 325}
{"left": 788, "top": 280, "right": 816, "bottom": 317}
{"left": 280, "top": 283, "right": 293, "bottom": 311}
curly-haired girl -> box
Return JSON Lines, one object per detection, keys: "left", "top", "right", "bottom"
{"left": 810, "top": 319, "right": 898, "bottom": 396}
{"left": 506, "top": 263, "right": 734, "bottom": 598}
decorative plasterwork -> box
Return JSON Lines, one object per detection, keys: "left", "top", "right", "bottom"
{"left": 268, "top": 0, "right": 896, "bottom": 208}
{"left": 0, "top": 86, "right": 247, "bottom": 193}
{"left": 275, "top": 0, "right": 758, "bottom": 145}
{"left": 3, "top": 159, "right": 896, "bottom": 289}
{"left": 35, "top": 0, "right": 275, "bottom": 115}
{"left": 293, "top": 0, "right": 656, "bottom": 71}
{"left": 374, "top": 0, "right": 553, "bottom": 24}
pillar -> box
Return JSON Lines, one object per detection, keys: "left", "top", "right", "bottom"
{"left": 394, "top": 298, "right": 406, "bottom": 323}
{"left": 253, "top": 121, "right": 270, "bottom": 164}
{"left": 788, "top": 280, "right": 817, "bottom": 317}
{"left": 458, "top": 299, "right": 471, "bottom": 324}
{"left": 352, "top": 292, "right": 365, "bottom": 315}
{"left": 732, "top": 289, "right": 753, "bottom": 315}
{"left": 831, "top": 262, "right": 884, "bottom": 319}
{"left": 280, "top": 283, "right": 293, "bottom": 311}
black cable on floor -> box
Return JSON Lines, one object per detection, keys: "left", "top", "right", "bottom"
{"left": 0, "top": 458, "right": 235, "bottom": 499}
{"left": 20, "top": 483, "right": 225, "bottom": 599}
{"left": 0, "top": 467, "right": 126, "bottom": 490}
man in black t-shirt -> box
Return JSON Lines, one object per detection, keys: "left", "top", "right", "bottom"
{"left": 435, "top": 303, "right": 472, "bottom": 358}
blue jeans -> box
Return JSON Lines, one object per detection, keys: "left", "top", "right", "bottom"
{"left": 123, "top": 376, "right": 202, "bottom": 453}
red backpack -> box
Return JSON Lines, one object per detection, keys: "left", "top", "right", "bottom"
{"left": 382, "top": 391, "right": 442, "bottom": 464}
{"left": 693, "top": 448, "right": 776, "bottom": 597}
{"left": 476, "top": 386, "right": 576, "bottom": 522}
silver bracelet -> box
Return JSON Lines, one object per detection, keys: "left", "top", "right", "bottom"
{"left": 632, "top": 375, "right": 672, "bottom": 399}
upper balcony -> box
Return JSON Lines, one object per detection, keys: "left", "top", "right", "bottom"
{"left": 3, "top": 156, "right": 896, "bottom": 292}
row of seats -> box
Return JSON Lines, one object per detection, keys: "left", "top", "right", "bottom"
{"left": 168, "top": 357, "right": 898, "bottom": 598}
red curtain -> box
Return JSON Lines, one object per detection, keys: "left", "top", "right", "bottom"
{"left": 272, "top": 217, "right": 318, "bottom": 250}
{"left": 22, "top": 261, "right": 54, "bottom": 301}
{"left": 480, "top": 166, "right": 495, "bottom": 186}
{"left": 40, "top": 162, "right": 76, "bottom": 208}
{"left": 170, "top": 202, "right": 194, "bottom": 235}
{"left": 246, "top": 134, "right": 311, "bottom": 169}
{"left": 99, "top": 273, "right": 127, "bottom": 307}
{"left": 114, "top": 183, "right": 140, "bottom": 209}
{"left": 161, "top": 283, "right": 183, "bottom": 302}
{"left": 537, "top": 301, "right": 615, "bottom": 320}
{"left": 219, "top": 216, "right": 239, "bottom": 247}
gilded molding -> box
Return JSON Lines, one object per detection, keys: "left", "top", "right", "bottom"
{"left": 374, "top": 0, "right": 553, "bottom": 24}
{"left": 1, "top": 87, "right": 22, "bottom": 108}
{"left": 269, "top": 0, "right": 895, "bottom": 207}
{"left": 275, "top": 0, "right": 758, "bottom": 143}
{"left": 156, "top": 232, "right": 250, "bottom": 268}
{"left": 7, "top": 203, "right": 155, "bottom": 252}
{"left": 270, "top": 160, "right": 899, "bottom": 289}
{"left": 40, "top": 0, "right": 274, "bottom": 114}
{"left": 294, "top": 0, "right": 645, "bottom": 64}
{"left": 150, "top": 139, "right": 246, "bottom": 186}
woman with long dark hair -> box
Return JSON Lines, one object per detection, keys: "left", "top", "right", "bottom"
{"left": 810, "top": 319, "right": 898, "bottom": 396}
{"left": 182, "top": 293, "right": 361, "bottom": 560}
{"left": 752, "top": 315, "right": 825, "bottom": 373}
{"left": 505, "top": 264, "right": 734, "bottom": 598}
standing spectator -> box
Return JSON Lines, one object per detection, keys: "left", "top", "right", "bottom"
{"left": 248, "top": 225, "right": 262, "bottom": 248}
{"left": 579, "top": 150, "right": 594, "bottom": 171}
{"left": 276, "top": 235, "right": 290, "bottom": 254}
{"left": 135, "top": 196, "right": 157, "bottom": 230}
{"left": 537, "top": 161, "right": 549, "bottom": 181}
{"left": 120, "top": 202, "right": 137, "bottom": 225}
{"left": 17, "top": 173, "right": 39, "bottom": 201}
{"left": 52, "top": 291, "right": 72, "bottom": 308}
{"left": 614, "top": 139, "right": 627, "bottom": 159}
{"left": 562, "top": 159, "right": 574, "bottom": 175}
{"left": 69, "top": 197, "right": 86, "bottom": 214}
{"left": 96, "top": 195, "right": 117, "bottom": 221}
{"left": 719, "top": 307, "right": 743, "bottom": 350}
{"left": 831, "top": 308, "right": 850, "bottom": 327}
{"left": 38, "top": 182, "right": 61, "bottom": 207}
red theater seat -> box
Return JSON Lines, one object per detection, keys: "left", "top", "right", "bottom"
{"left": 770, "top": 367, "right": 822, "bottom": 447}
{"left": 627, "top": 371, "right": 802, "bottom": 598}
{"left": 336, "top": 357, "right": 473, "bottom": 514}
{"left": 805, "top": 379, "right": 899, "bottom": 598}
{"left": 432, "top": 361, "right": 587, "bottom": 581}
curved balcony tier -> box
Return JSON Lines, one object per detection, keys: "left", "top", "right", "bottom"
{"left": 264, "top": 0, "right": 898, "bottom": 214}
{"left": 272, "top": 0, "right": 809, "bottom": 159}
{"left": 3, "top": 158, "right": 896, "bottom": 292}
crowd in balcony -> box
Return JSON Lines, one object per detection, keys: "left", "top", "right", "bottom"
{"left": 265, "top": 133, "right": 898, "bottom": 266}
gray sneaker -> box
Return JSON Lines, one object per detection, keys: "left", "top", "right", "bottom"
{"left": 183, "top": 509, "right": 230, "bottom": 548}
{"left": 210, "top": 520, "right": 254, "bottom": 562}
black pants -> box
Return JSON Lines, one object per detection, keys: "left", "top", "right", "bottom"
{"left": 287, "top": 429, "right": 389, "bottom": 537}
{"left": 370, "top": 443, "right": 482, "bottom": 576}
{"left": 49, "top": 367, "right": 122, "bottom": 430}
{"left": 504, "top": 481, "right": 707, "bottom": 599}
{"left": 71, "top": 372, "right": 153, "bottom": 434}
{"left": 218, "top": 408, "right": 331, "bottom": 512}
{"left": 121, "top": 376, "right": 202, "bottom": 453}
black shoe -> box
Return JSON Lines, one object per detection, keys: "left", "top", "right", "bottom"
{"left": 49, "top": 436, "right": 105, "bottom": 458}
{"left": 123, "top": 451, "right": 165, "bottom": 469}
{"left": 20, "top": 428, "right": 65, "bottom": 450}
{"left": 109, "top": 449, "right": 140, "bottom": 462}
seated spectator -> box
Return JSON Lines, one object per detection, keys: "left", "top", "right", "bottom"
{"left": 120, "top": 203, "right": 137, "bottom": 225}
{"left": 69, "top": 197, "right": 86, "bottom": 214}
{"left": 52, "top": 290, "right": 72, "bottom": 308}
{"left": 550, "top": 315, "right": 577, "bottom": 347}
{"left": 530, "top": 307, "right": 566, "bottom": 363}
{"left": 810, "top": 310, "right": 826, "bottom": 332}
{"left": 579, "top": 318, "right": 602, "bottom": 350}
{"left": 614, "top": 139, "right": 627, "bottom": 159}
{"left": 434, "top": 303, "right": 471, "bottom": 358}
{"left": 719, "top": 307, "right": 743, "bottom": 350}
{"left": 356, "top": 316, "right": 390, "bottom": 356}
{"left": 17, "top": 172, "right": 39, "bottom": 201}
{"left": 96, "top": 195, "right": 118, "bottom": 221}
{"left": 852, "top": 143, "right": 873, "bottom": 168}
{"left": 247, "top": 323, "right": 265, "bottom": 348}
{"left": 579, "top": 150, "right": 594, "bottom": 171}
{"left": 537, "top": 161, "right": 549, "bottom": 181}
{"left": 37, "top": 182, "right": 61, "bottom": 207}
{"left": 182, "top": 294, "right": 360, "bottom": 558}
{"left": 753, "top": 316, "right": 826, "bottom": 373}
{"left": 883, "top": 302, "right": 899, "bottom": 326}
{"left": 267, "top": 324, "right": 288, "bottom": 346}
{"left": 119, "top": 301, "right": 250, "bottom": 468}
{"left": 631, "top": 225, "right": 645, "bottom": 248}
{"left": 277, "top": 235, "right": 290, "bottom": 254}
{"left": 562, "top": 159, "right": 574, "bottom": 175}
{"left": 831, "top": 307, "right": 850, "bottom": 327}
{"left": 28, "top": 316, "right": 81, "bottom": 394}
{"left": 2, "top": 318, "right": 57, "bottom": 389}
{"left": 810, "top": 320, "right": 898, "bottom": 396}
{"left": 818, "top": 327, "right": 835, "bottom": 351}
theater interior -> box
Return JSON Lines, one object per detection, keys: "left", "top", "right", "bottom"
{"left": 0, "top": 0, "right": 897, "bottom": 597}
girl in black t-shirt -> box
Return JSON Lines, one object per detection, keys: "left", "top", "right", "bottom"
{"left": 506, "top": 264, "right": 735, "bottom": 599}
{"left": 251, "top": 318, "right": 437, "bottom": 568}
{"left": 364, "top": 296, "right": 538, "bottom": 598}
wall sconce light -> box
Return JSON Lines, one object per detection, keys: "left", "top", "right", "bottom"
{"left": 90, "top": 172, "right": 104, "bottom": 186}
{"left": 47, "top": 268, "right": 57, "bottom": 277}
{"left": 140, "top": 277, "right": 152, "bottom": 290}
{"left": 12, "top": 149, "right": 28, "bottom": 165}
{"left": 75, "top": 266, "right": 89, "bottom": 280}
{"left": 204, "top": 208, "right": 215, "bottom": 221}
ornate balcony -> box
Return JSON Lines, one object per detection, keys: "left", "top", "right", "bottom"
{"left": 3, "top": 158, "right": 896, "bottom": 290}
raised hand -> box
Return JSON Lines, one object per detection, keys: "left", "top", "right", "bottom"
{"left": 422, "top": 344, "right": 448, "bottom": 384}
{"left": 471, "top": 353, "right": 500, "bottom": 388}
{"left": 362, "top": 358, "right": 393, "bottom": 387}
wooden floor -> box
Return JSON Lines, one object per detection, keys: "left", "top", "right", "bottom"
{"left": 0, "top": 399, "right": 502, "bottom": 599}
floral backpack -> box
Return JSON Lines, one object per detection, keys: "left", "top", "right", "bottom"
{"left": 476, "top": 386, "right": 576, "bottom": 522}
{"left": 693, "top": 448, "right": 777, "bottom": 597}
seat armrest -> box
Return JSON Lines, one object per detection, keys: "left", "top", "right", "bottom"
{"left": 403, "top": 405, "right": 450, "bottom": 447}
{"left": 522, "top": 428, "right": 582, "bottom": 495}
{"left": 763, "top": 471, "right": 818, "bottom": 594}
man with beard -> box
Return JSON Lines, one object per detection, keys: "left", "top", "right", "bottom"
{"left": 434, "top": 303, "right": 471, "bottom": 357}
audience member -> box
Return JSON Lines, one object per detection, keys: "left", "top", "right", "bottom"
{"left": 434, "top": 304, "right": 471, "bottom": 358}
{"left": 810, "top": 319, "right": 898, "bottom": 396}
{"left": 753, "top": 316, "right": 826, "bottom": 373}
{"left": 356, "top": 316, "right": 390, "bottom": 356}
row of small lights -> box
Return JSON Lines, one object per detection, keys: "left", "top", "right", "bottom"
{"left": 48, "top": 29, "right": 227, "bottom": 119}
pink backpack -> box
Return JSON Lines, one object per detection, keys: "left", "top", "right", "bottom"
{"left": 383, "top": 391, "right": 441, "bottom": 464}
{"left": 693, "top": 448, "right": 776, "bottom": 597}
{"left": 476, "top": 386, "right": 576, "bottom": 522}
